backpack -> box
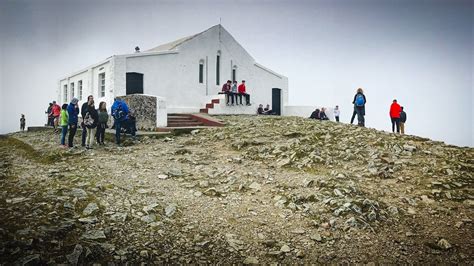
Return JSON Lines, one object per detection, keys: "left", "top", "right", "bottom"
{"left": 112, "top": 102, "right": 126, "bottom": 120}
{"left": 355, "top": 94, "right": 365, "bottom": 107}
{"left": 84, "top": 112, "right": 94, "bottom": 126}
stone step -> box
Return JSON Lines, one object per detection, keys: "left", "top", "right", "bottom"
{"left": 167, "top": 117, "right": 195, "bottom": 121}
{"left": 167, "top": 121, "right": 204, "bottom": 127}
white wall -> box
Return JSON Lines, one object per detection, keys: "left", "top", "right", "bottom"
{"left": 167, "top": 25, "right": 289, "bottom": 113}
{"left": 58, "top": 60, "right": 114, "bottom": 114}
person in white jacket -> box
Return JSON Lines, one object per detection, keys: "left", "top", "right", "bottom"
{"left": 334, "top": 105, "right": 340, "bottom": 122}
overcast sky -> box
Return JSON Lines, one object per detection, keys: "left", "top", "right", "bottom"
{"left": 0, "top": 0, "right": 472, "bottom": 147}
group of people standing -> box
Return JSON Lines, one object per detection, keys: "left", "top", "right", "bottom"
{"left": 55, "top": 96, "right": 136, "bottom": 149}
{"left": 221, "top": 80, "right": 251, "bottom": 106}
{"left": 45, "top": 101, "right": 61, "bottom": 131}
{"left": 310, "top": 88, "right": 408, "bottom": 134}
{"left": 389, "top": 99, "right": 407, "bottom": 134}
{"left": 62, "top": 96, "right": 109, "bottom": 149}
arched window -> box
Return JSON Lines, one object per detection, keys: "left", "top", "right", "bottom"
{"left": 216, "top": 50, "right": 221, "bottom": 85}
{"left": 232, "top": 65, "right": 238, "bottom": 82}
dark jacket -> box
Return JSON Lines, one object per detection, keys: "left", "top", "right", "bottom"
{"left": 310, "top": 110, "right": 320, "bottom": 119}
{"left": 85, "top": 105, "right": 99, "bottom": 129}
{"left": 400, "top": 111, "right": 407, "bottom": 123}
{"left": 257, "top": 107, "right": 264, "bottom": 114}
{"left": 81, "top": 102, "right": 89, "bottom": 118}
{"left": 320, "top": 111, "right": 329, "bottom": 120}
{"left": 352, "top": 93, "right": 367, "bottom": 106}
{"left": 67, "top": 103, "right": 79, "bottom": 125}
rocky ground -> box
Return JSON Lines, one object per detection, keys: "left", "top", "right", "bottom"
{"left": 0, "top": 115, "right": 473, "bottom": 264}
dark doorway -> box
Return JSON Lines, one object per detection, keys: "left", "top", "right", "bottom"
{"left": 126, "top": 72, "right": 144, "bottom": 95}
{"left": 272, "top": 88, "right": 282, "bottom": 115}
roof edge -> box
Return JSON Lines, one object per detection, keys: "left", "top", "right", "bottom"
{"left": 254, "top": 63, "right": 285, "bottom": 79}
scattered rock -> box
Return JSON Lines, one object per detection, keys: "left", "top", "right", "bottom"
{"left": 243, "top": 256, "right": 259, "bottom": 265}
{"left": 81, "top": 230, "right": 106, "bottom": 240}
{"left": 165, "top": 204, "right": 177, "bottom": 217}
{"left": 437, "top": 239, "right": 452, "bottom": 250}
{"left": 280, "top": 244, "right": 291, "bottom": 253}
{"left": 66, "top": 244, "right": 83, "bottom": 265}
{"left": 82, "top": 203, "right": 99, "bottom": 216}
{"left": 140, "top": 214, "right": 157, "bottom": 223}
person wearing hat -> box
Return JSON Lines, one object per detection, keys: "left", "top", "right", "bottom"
{"left": 67, "top": 97, "right": 80, "bottom": 147}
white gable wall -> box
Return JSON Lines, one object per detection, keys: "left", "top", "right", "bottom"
{"left": 166, "top": 25, "right": 288, "bottom": 112}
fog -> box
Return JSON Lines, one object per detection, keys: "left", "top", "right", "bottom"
{"left": 1, "top": 0, "right": 472, "bottom": 147}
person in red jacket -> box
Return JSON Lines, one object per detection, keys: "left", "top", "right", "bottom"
{"left": 237, "top": 80, "right": 251, "bottom": 106}
{"left": 51, "top": 101, "right": 61, "bottom": 131}
{"left": 389, "top": 99, "right": 401, "bottom": 133}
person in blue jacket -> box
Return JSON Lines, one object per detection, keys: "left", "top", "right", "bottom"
{"left": 67, "top": 98, "right": 80, "bottom": 147}
{"left": 111, "top": 98, "right": 129, "bottom": 145}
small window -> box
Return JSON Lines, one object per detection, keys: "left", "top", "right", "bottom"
{"left": 63, "top": 84, "right": 68, "bottom": 103}
{"left": 216, "top": 55, "right": 220, "bottom": 85}
{"left": 199, "top": 63, "right": 204, "bottom": 84}
{"left": 78, "top": 80, "right": 83, "bottom": 100}
{"left": 70, "top": 83, "right": 74, "bottom": 98}
{"left": 99, "top": 73, "right": 105, "bottom": 97}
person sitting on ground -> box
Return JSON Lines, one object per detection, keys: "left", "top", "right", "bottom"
{"left": 238, "top": 80, "right": 251, "bottom": 106}
{"left": 309, "top": 108, "right": 320, "bottom": 119}
{"left": 20, "top": 114, "right": 26, "bottom": 131}
{"left": 263, "top": 104, "right": 273, "bottom": 115}
{"left": 59, "top": 104, "right": 68, "bottom": 146}
{"left": 221, "top": 80, "right": 234, "bottom": 105}
{"left": 257, "top": 104, "right": 264, "bottom": 114}
{"left": 320, "top": 108, "right": 329, "bottom": 120}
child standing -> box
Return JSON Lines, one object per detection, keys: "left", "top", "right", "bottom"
{"left": 20, "top": 114, "right": 26, "bottom": 131}
{"left": 60, "top": 104, "right": 69, "bottom": 146}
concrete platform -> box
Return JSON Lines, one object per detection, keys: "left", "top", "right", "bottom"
{"left": 27, "top": 126, "right": 171, "bottom": 138}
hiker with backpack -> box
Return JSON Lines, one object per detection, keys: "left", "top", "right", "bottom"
{"left": 389, "top": 99, "right": 401, "bottom": 133}
{"left": 84, "top": 100, "right": 99, "bottom": 149}
{"left": 352, "top": 88, "right": 366, "bottom": 127}
{"left": 67, "top": 98, "right": 80, "bottom": 148}
{"left": 81, "top": 95, "right": 94, "bottom": 147}
{"left": 111, "top": 98, "right": 129, "bottom": 145}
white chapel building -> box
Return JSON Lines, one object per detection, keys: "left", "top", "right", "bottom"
{"left": 58, "top": 25, "right": 324, "bottom": 126}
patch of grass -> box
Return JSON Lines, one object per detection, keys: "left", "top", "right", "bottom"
{"left": 0, "top": 135, "right": 74, "bottom": 164}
